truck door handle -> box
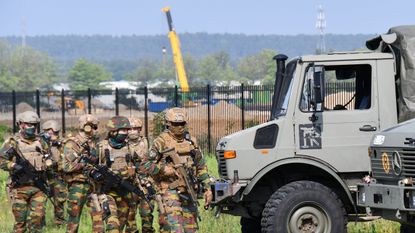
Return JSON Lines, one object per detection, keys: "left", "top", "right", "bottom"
{"left": 359, "top": 125, "right": 377, "bottom": 132}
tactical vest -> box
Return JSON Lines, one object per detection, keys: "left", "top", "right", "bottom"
{"left": 100, "top": 140, "right": 133, "bottom": 179}
{"left": 157, "top": 132, "right": 198, "bottom": 192}
{"left": 160, "top": 132, "right": 195, "bottom": 169}
{"left": 129, "top": 137, "right": 148, "bottom": 162}
{"left": 13, "top": 137, "right": 46, "bottom": 185}
{"left": 50, "top": 141, "right": 63, "bottom": 172}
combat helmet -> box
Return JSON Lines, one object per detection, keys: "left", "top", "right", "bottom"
{"left": 165, "top": 107, "right": 188, "bottom": 123}
{"left": 42, "top": 120, "right": 61, "bottom": 132}
{"left": 78, "top": 114, "right": 99, "bottom": 132}
{"left": 129, "top": 116, "right": 143, "bottom": 128}
{"left": 106, "top": 116, "right": 131, "bottom": 131}
{"left": 17, "top": 111, "right": 40, "bottom": 124}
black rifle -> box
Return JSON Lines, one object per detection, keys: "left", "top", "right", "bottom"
{"left": 80, "top": 143, "right": 153, "bottom": 211}
{"left": 6, "top": 142, "right": 57, "bottom": 208}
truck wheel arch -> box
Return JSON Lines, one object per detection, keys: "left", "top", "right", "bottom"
{"left": 242, "top": 157, "right": 355, "bottom": 212}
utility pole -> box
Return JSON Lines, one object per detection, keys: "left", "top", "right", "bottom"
{"left": 315, "top": 5, "right": 326, "bottom": 54}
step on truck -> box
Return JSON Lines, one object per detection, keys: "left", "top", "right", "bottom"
{"left": 210, "top": 25, "right": 415, "bottom": 233}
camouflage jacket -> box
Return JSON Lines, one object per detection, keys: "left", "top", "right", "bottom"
{"left": 62, "top": 133, "right": 98, "bottom": 183}
{"left": 141, "top": 131, "right": 210, "bottom": 192}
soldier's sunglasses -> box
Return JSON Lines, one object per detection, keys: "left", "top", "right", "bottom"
{"left": 86, "top": 124, "right": 98, "bottom": 130}
{"left": 171, "top": 122, "right": 186, "bottom": 127}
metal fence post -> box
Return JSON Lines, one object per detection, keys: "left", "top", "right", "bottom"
{"left": 88, "top": 88, "right": 92, "bottom": 114}
{"left": 207, "top": 84, "right": 211, "bottom": 153}
{"left": 12, "top": 90, "right": 16, "bottom": 134}
{"left": 241, "top": 83, "right": 245, "bottom": 130}
{"left": 36, "top": 89, "right": 41, "bottom": 132}
{"left": 174, "top": 85, "right": 179, "bottom": 107}
{"left": 61, "top": 89, "right": 66, "bottom": 136}
{"left": 115, "top": 88, "right": 119, "bottom": 116}
{"left": 144, "top": 86, "right": 149, "bottom": 141}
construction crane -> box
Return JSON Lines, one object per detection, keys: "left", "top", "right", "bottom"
{"left": 162, "top": 7, "right": 190, "bottom": 92}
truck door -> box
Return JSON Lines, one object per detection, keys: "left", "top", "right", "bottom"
{"left": 294, "top": 61, "right": 378, "bottom": 172}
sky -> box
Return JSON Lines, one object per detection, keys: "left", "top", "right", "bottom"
{"left": 0, "top": 0, "right": 414, "bottom": 36}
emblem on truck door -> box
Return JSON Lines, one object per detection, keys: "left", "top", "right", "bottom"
{"left": 299, "top": 124, "right": 322, "bottom": 149}
{"left": 381, "top": 152, "right": 391, "bottom": 174}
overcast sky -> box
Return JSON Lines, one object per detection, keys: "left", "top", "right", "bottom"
{"left": 1, "top": 0, "right": 414, "bottom": 36}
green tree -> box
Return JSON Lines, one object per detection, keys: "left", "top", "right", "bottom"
{"left": 0, "top": 43, "right": 58, "bottom": 91}
{"left": 197, "top": 51, "right": 238, "bottom": 85}
{"left": 68, "top": 58, "right": 112, "bottom": 90}
{"left": 237, "top": 49, "right": 277, "bottom": 84}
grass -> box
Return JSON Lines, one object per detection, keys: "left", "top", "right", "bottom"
{"left": 0, "top": 154, "right": 401, "bottom": 232}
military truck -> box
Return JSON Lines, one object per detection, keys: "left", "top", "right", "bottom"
{"left": 211, "top": 25, "right": 415, "bottom": 233}
{"left": 357, "top": 118, "right": 415, "bottom": 232}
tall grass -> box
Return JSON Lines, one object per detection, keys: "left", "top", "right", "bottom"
{"left": 0, "top": 154, "right": 401, "bottom": 232}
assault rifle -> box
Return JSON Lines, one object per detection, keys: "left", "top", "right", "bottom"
{"left": 163, "top": 147, "right": 201, "bottom": 219}
{"left": 6, "top": 139, "right": 57, "bottom": 207}
{"left": 79, "top": 142, "right": 153, "bottom": 211}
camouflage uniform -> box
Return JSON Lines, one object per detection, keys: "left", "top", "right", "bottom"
{"left": 0, "top": 111, "right": 50, "bottom": 233}
{"left": 127, "top": 117, "right": 154, "bottom": 233}
{"left": 62, "top": 114, "right": 104, "bottom": 233}
{"left": 94, "top": 116, "right": 137, "bottom": 233}
{"left": 41, "top": 120, "right": 67, "bottom": 226}
{"left": 141, "top": 108, "right": 212, "bottom": 233}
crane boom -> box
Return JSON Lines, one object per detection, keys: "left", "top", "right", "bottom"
{"left": 162, "top": 7, "right": 190, "bottom": 92}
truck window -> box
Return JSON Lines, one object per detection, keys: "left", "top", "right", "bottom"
{"left": 300, "top": 64, "right": 372, "bottom": 112}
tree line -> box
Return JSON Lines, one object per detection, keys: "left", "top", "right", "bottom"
{"left": 0, "top": 33, "right": 375, "bottom": 91}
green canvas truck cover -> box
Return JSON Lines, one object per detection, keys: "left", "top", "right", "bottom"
{"left": 366, "top": 25, "right": 415, "bottom": 122}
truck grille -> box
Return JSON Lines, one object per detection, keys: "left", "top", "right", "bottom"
{"left": 371, "top": 148, "right": 415, "bottom": 181}
{"left": 216, "top": 150, "right": 228, "bottom": 178}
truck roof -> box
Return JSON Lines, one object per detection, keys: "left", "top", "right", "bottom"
{"left": 301, "top": 51, "right": 393, "bottom": 62}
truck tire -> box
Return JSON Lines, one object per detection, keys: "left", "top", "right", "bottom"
{"left": 400, "top": 224, "right": 415, "bottom": 233}
{"left": 241, "top": 217, "right": 262, "bottom": 233}
{"left": 261, "top": 181, "right": 347, "bottom": 233}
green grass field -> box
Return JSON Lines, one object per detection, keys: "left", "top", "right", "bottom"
{"left": 0, "top": 154, "right": 400, "bottom": 232}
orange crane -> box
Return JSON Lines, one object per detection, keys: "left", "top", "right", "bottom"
{"left": 162, "top": 7, "right": 190, "bottom": 92}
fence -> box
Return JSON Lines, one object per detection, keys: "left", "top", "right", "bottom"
{"left": 0, "top": 82, "right": 354, "bottom": 152}
{"left": 0, "top": 85, "right": 274, "bottom": 152}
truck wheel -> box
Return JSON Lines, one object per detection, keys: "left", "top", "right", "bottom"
{"left": 241, "top": 216, "right": 262, "bottom": 233}
{"left": 400, "top": 224, "right": 415, "bottom": 233}
{"left": 261, "top": 181, "right": 347, "bottom": 233}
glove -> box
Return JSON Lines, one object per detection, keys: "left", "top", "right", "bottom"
{"left": 12, "top": 163, "right": 23, "bottom": 173}
{"left": 89, "top": 169, "right": 103, "bottom": 181}
{"left": 203, "top": 189, "right": 213, "bottom": 209}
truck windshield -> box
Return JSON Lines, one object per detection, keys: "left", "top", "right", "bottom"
{"left": 275, "top": 59, "right": 297, "bottom": 117}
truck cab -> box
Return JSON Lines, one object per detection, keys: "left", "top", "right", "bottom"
{"left": 212, "top": 51, "right": 399, "bottom": 232}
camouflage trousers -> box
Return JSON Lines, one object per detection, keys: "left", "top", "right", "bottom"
{"left": 105, "top": 191, "right": 136, "bottom": 233}
{"left": 11, "top": 185, "right": 47, "bottom": 233}
{"left": 125, "top": 195, "right": 155, "bottom": 233}
{"left": 158, "top": 190, "right": 198, "bottom": 233}
{"left": 66, "top": 181, "right": 104, "bottom": 233}
{"left": 50, "top": 176, "right": 67, "bottom": 225}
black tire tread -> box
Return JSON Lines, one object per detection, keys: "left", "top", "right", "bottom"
{"left": 261, "top": 180, "right": 347, "bottom": 233}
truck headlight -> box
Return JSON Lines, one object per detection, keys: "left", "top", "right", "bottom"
{"left": 358, "top": 186, "right": 366, "bottom": 204}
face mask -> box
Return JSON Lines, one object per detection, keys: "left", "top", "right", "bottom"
{"left": 128, "top": 132, "right": 139, "bottom": 140}
{"left": 109, "top": 137, "right": 126, "bottom": 149}
{"left": 41, "top": 132, "right": 51, "bottom": 142}
{"left": 169, "top": 125, "right": 185, "bottom": 137}
{"left": 23, "top": 126, "right": 36, "bottom": 139}
{"left": 114, "top": 133, "right": 128, "bottom": 143}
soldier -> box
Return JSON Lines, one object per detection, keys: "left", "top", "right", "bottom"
{"left": 92, "top": 116, "right": 137, "bottom": 232}
{"left": 141, "top": 108, "right": 213, "bottom": 233}
{"left": 0, "top": 111, "right": 51, "bottom": 233}
{"left": 62, "top": 114, "right": 103, "bottom": 233}
{"left": 126, "top": 117, "right": 155, "bottom": 233}
{"left": 41, "top": 119, "right": 67, "bottom": 226}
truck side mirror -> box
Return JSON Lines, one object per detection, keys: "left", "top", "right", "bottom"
{"left": 312, "top": 67, "right": 325, "bottom": 112}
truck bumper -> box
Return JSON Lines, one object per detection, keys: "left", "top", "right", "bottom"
{"left": 357, "top": 183, "right": 415, "bottom": 223}
{"left": 211, "top": 179, "right": 244, "bottom": 205}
